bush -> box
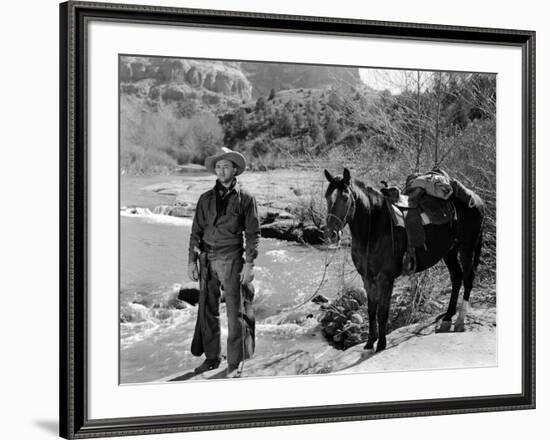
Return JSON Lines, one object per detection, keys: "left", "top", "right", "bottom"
{"left": 250, "top": 138, "right": 270, "bottom": 157}
{"left": 272, "top": 108, "right": 295, "bottom": 137}
{"left": 324, "top": 111, "right": 341, "bottom": 145}
{"left": 120, "top": 95, "right": 223, "bottom": 173}
{"left": 175, "top": 100, "right": 198, "bottom": 118}
{"left": 255, "top": 96, "right": 266, "bottom": 113}
{"left": 290, "top": 185, "right": 327, "bottom": 228}
{"left": 120, "top": 143, "right": 176, "bottom": 175}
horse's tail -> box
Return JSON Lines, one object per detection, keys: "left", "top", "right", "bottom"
{"left": 473, "top": 225, "right": 483, "bottom": 269}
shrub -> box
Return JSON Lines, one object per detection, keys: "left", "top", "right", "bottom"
{"left": 250, "top": 138, "right": 270, "bottom": 157}
{"left": 255, "top": 96, "right": 266, "bottom": 113}
{"left": 120, "top": 95, "right": 223, "bottom": 172}
{"left": 175, "top": 100, "right": 198, "bottom": 118}
{"left": 272, "top": 108, "right": 295, "bottom": 137}
{"left": 324, "top": 111, "right": 341, "bottom": 145}
{"left": 120, "top": 143, "right": 176, "bottom": 175}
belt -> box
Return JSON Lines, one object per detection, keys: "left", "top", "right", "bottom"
{"left": 202, "top": 242, "right": 243, "bottom": 261}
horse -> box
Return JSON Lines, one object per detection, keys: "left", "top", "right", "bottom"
{"left": 324, "top": 168, "right": 484, "bottom": 352}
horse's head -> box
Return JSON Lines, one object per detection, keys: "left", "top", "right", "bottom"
{"left": 324, "top": 168, "right": 356, "bottom": 244}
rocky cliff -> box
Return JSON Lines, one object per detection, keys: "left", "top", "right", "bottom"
{"left": 241, "top": 62, "right": 362, "bottom": 98}
{"left": 119, "top": 56, "right": 363, "bottom": 110}
{"left": 120, "top": 56, "right": 253, "bottom": 111}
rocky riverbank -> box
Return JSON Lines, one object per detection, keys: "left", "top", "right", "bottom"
{"left": 123, "top": 168, "right": 327, "bottom": 245}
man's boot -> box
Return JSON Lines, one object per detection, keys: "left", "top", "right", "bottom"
{"left": 194, "top": 357, "right": 221, "bottom": 374}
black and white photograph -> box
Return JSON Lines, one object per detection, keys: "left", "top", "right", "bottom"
{"left": 3, "top": 0, "right": 546, "bottom": 438}
{"left": 119, "top": 56, "right": 497, "bottom": 383}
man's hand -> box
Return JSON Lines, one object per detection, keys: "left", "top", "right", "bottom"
{"left": 240, "top": 262, "right": 254, "bottom": 284}
{"left": 187, "top": 262, "right": 199, "bottom": 282}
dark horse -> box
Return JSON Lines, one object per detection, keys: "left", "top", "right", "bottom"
{"left": 324, "top": 168, "right": 484, "bottom": 352}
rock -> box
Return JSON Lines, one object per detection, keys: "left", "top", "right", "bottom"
{"left": 343, "top": 333, "right": 363, "bottom": 348}
{"left": 162, "top": 85, "right": 186, "bottom": 102}
{"left": 260, "top": 220, "right": 297, "bottom": 240}
{"left": 312, "top": 294, "right": 329, "bottom": 304}
{"left": 302, "top": 225, "right": 324, "bottom": 245}
{"left": 178, "top": 286, "right": 200, "bottom": 306}
{"left": 277, "top": 310, "right": 308, "bottom": 325}
{"left": 172, "top": 300, "right": 187, "bottom": 310}
{"left": 132, "top": 297, "right": 152, "bottom": 308}
{"left": 341, "top": 298, "right": 360, "bottom": 311}
{"left": 258, "top": 209, "right": 295, "bottom": 225}
{"left": 152, "top": 309, "right": 172, "bottom": 321}
{"left": 202, "top": 92, "right": 221, "bottom": 105}
{"left": 319, "top": 287, "right": 370, "bottom": 349}
{"left": 121, "top": 57, "right": 252, "bottom": 100}
{"left": 185, "top": 66, "right": 201, "bottom": 86}
{"left": 323, "top": 322, "right": 339, "bottom": 338}
{"left": 277, "top": 211, "right": 296, "bottom": 220}
{"left": 260, "top": 220, "right": 324, "bottom": 245}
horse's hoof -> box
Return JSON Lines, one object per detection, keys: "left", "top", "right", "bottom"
{"left": 376, "top": 340, "right": 386, "bottom": 352}
{"left": 454, "top": 322, "right": 465, "bottom": 332}
{"left": 436, "top": 320, "right": 452, "bottom": 333}
{"left": 364, "top": 341, "right": 374, "bottom": 350}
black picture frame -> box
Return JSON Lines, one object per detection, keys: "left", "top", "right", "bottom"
{"left": 60, "top": 1, "right": 536, "bottom": 438}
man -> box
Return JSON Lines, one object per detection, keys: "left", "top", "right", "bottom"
{"left": 187, "top": 147, "right": 260, "bottom": 378}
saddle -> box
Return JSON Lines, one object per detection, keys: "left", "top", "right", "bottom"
{"left": 381, "top": 184, "right": 456, "bottom": 275}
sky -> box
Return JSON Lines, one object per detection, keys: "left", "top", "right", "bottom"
{"left": 359, "top": 68, "right": 434, "bottom": 94}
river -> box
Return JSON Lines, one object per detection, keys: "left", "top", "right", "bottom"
{"left": 120, "top": 171, "right": 356, "bottom": 383}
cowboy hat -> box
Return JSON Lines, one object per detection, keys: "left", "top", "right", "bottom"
{"left": 204, "top": 147, "right": 247, "bottom": 176}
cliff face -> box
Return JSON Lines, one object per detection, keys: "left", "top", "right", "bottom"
{"left": 119, "top": 56, "right": 363, "bottom": 114}
{"left": 241, "top": 62, "right": 362, "bottom": 98}
{"left": 119, "top": 57, "right": 253, "bottom": 110}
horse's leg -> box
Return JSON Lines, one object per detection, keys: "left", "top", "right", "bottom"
{"left": 375, "top": 272, "right": 395, "bottom": 352}
{"left": 454, "top": 247, "right": 475, "bottom": 332}
{"left": 437, "top": 246, "right": 463, "bottom": 333}
{"left": 363, "top": 277, "right": 378, "bottom": 350}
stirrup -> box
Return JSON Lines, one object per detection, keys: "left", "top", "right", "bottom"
{"left": 402, "top": 251, "right": 416, "bottom": 275}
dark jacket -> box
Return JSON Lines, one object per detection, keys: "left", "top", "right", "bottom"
{"left": 188, "top": 181, "right": 260, "bottom": 264}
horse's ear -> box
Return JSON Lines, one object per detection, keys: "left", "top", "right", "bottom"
{"left": 324, "top": 169, "right": 335, "bottom": 183}
{"left": 343, "top": 168, "right": 351, "bottom": 184}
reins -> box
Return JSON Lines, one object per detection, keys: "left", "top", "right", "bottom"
{"left": 277, "top": 187, "right": 355, "bottom": 314}
{"left": 265, "top": 184, "right": 379, "bottom": 324}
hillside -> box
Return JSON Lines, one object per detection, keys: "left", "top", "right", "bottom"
{"left": 119, "top": 56, "right": 375, "bottom": 173}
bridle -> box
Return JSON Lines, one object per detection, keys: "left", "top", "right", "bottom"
{"left": 326, "top": 184, "right": 372, "bottom": 261}
{"left": 326, "top": 186, "right": 356, "bottom": 233}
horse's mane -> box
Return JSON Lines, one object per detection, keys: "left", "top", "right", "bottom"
{"left": 353, "top": 179, "right": 385, "bottom": 209}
